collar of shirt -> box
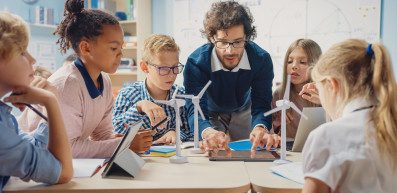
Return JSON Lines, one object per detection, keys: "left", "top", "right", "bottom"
{"left": 141, "top": 79, "right": 174, "bottom": 102}
{"left": 73, "top": 57, "right": 104, "bottom": 99}
{"left": 210, "top": 47, "right": 250, "bottom": 72}
{"left": 342, "top": 98, "right": 375, "bottom": 117}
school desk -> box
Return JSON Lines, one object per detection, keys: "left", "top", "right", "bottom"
{"left": 245, "top": 152, "right": 303, "bottom": 193}
{"left": 3, "top": 156, "right": 250, "bottom": 193}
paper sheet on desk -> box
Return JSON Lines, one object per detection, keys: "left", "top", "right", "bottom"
{"left": 150, "top": 141, "right": 195, "bottom": 150}
{"left": 270, "top": 162, "right": 305, "bottom": 185}
{"left": 72, "top": 159, "right": 105, "bottom": 178}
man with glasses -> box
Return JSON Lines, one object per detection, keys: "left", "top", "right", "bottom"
{"left": 113, "top": 34, "right": 192, "bottom": 145}
{"left": 184, "top": 1, "right": 280, "bottom": 155}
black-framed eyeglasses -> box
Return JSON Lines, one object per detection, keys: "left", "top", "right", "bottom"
{"left": 146, "top": 61, "right": 184, "bottom": 76}
{"left": 212, "top": 36, "right": 247, "bottom": 49}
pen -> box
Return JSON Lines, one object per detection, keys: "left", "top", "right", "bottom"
{"left": 26, "top": 104, "right": 48, "bottom": 122}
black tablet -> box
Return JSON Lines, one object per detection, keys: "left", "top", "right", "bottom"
{"left": 209, "top": 150, "right": 280, "bottom": 162}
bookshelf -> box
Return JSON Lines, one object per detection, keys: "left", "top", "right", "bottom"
{"left": 88, "top": 0, "right": 151, "bottom": 91}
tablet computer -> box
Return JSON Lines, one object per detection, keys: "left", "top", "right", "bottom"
{"left": 291, "top": 107, "right": 326, "bottom": 152}
{"left": 102, "top": 121, "right": 143, "bottom": 178}
{"left": 209, "top": 150, "right": 280, "bottom": 162}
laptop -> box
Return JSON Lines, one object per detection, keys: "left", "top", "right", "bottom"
{"left": 291, "top": 107, "right": 326, "bottom": 152}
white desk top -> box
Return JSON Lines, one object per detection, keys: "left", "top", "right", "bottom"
{"left": 4, "top": 156, "right": 250, "bottom": 193}
{"left": 245, "top": 152, "right": 303, "bottom": 193}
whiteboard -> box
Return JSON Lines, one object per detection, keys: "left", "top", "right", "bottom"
{"left": 173, "top": 0, "right": 381, "bottom": 86}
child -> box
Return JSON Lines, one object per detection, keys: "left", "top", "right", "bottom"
{"left": 33, "top": 65, "right": 52, "bottom": 79}
{"left": 112, "top": 34, "right": 192, "bottom": 144}
{"left": 0, "top": 11, "right": 73, "bottom": 190}
{"left": 21, "top": 0, "right": 155, "bottom": 158}
{"left": 271, "top": 39, "right": 322, "bottom": 138}
{"left": 302, "top": 39, "right": 397, "bottom": 192}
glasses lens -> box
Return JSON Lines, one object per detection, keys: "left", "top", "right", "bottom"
{"left": 215, "top": 41, "right": 229, "bottom": 49}
{"left": 159, "top": 68, "right": 170, "bottom": 75}
{"left": 174, "top": 65, "right": 184, "bottom": 74}
{"left": 233, "top": 41, "right": 246, "bottom": 48}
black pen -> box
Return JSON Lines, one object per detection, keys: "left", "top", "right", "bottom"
{"left": 151, "top": 117, "right": 169, "bottom": 130}
{"left": 25, "top": 104, "right": 48, "bottom": 122}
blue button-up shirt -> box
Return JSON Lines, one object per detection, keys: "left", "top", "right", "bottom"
{"left": 112, "top": 81, "right": 193, "bottom": 141}
{"left": 0, "top": 102, "right": 61, "bottom": 192}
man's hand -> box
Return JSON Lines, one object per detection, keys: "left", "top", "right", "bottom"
{"left": 250, "top": 126, "right": 280, "bottom": 155}
{"left": 199, "top": 128, "right": 231, "bottom": 154}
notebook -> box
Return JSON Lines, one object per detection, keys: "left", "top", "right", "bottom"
{"left": 291, "top": 107, "right": 326, "bottom": 152}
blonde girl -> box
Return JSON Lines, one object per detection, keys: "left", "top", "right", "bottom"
{"left": 302, "top": 39, "right": 397, "bottom": 193}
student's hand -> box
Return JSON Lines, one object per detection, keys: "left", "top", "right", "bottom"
{"left": 30, "top": 76, "right": 59, "bottom": 98}
{"left": 299, "top": 82, "right": 321, "bottom": 105}
{"left": 112, "top": 133, "right": 124, "bottom": 139}
{"left": 4, "top": 85, "right": 56, "bottom": 111}
{"left": 200, "top": 128, "right": 231, "bottom": 154}
{"left": 250, "top": 126, "right": 280, "bottom": 155}
{"left": 273, "top": 112, "right": 293, "bottom": 129}
{"left": 136, "top": 100, "right": 167, "bottom": 129}
{"left": 129, "top": 130, "right": 157, "bottom": 152}
{"left": 154, "top": 130, "right": 176, "bottom": 145}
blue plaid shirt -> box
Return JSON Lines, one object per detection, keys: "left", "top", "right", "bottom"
{"left": 112, "top": 81, "right": 193, "bottom": 141}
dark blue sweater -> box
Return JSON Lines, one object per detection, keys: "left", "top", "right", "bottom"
{"left": 183, "top": 42, "right": 274, "bottom": 140}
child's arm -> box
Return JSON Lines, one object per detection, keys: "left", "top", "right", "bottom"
{"left": 302, "top": 177, "right": 330, "bottom": 193}
{"left": 4, "top": 86, "right": 73, "bottom": 184}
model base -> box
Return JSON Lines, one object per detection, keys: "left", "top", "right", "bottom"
{"left": 169, "top": 155, "right": 188, "bottom": 164}
{"left": 273, "top": 159, "right": 292, "bottom": 166}
{"left": 189, "top": 148, "right": 204, "bottom": 154}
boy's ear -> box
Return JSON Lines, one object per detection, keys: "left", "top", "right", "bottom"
{"left": 79, "top": 40, "right": 90, "bottom": 56}
{"left": 140, "top": 61, "right": 149, "bottom": 73}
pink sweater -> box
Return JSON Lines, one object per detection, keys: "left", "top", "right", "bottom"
{"left": 18, "top": 63, "right": 121, "bottom": 158}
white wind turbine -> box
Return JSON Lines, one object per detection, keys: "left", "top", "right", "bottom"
{"left": 155, "top": 85, "right": 188, "bottom": 164}
{"left": 264, "top": 75, "right": 308, "bottom": 165}
{"left": 176, "top": 80, "right": 212, "bottom": 154}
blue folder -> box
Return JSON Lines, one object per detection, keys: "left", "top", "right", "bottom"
{"left": 228, "top": 140, "right": 277, "bottom": 151}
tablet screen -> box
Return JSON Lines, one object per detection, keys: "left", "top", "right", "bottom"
{"left": 209, "top": 150, "right": 280, "bottom": 162}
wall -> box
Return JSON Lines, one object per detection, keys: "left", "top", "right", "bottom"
{"left": 0, "top": 0, "right": 73, "bottom": 72}
{"left": 381, "top": 0, "right": 397, "bottom": 75}
{"left": 152, "top": 0, "right": 397, "bottom": 76}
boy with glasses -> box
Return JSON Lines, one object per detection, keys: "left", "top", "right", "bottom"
{"left": 184, "top": 1, "right": 280, "bottom": 154}
{"left": 112, "top": 34, "right": 192, "bottom": 144}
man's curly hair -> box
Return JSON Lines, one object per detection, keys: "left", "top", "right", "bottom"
{"left": 201, "top": 1, "right": 257, "bottom": 44}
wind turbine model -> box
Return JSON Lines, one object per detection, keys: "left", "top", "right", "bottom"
{"left": 264, "top": 75, "right": 308, "bottom": 165}
{"left": 155, "top": 85, "right": 188, "bottom": 164}
{"left": 176, "top": 80, "right": 212, "bottom": 154}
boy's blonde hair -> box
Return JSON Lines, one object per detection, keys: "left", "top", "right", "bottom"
{"left": 312, "top": 39, "right": 397, "bottom": 167}
{"left": 142, "top": 34, "right": 180, "bottom": 62}
{"left": 33, "top": 65, "right": 52, "bottom": 79}
{"left": 280, "top": 39, "right": 322, "bottom": 107}
{"left": 0, "top": 11, "right": 29, "bottom": 62}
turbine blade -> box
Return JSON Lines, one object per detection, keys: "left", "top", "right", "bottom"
{"left": 198, "top": 80, "right": 212, "bottom": 98}
{"left": 264, "top": 107, "right": 282, "bottom": 117}
{"left": 155, "top": 100, "right": 172, "bottom": 105}
{"left": 172, "top": 85, "right": 179, "bottom": 99}
{"left": 283, "top": 75, "right": 291, "bottom": 100}
{"left": 175, "top": 94, "right": 194, "bottom": 98}
{"left": 290, "top": 103, "right": 308, "bottom": 120}
{"left": 197, "top": 106, "right": 206, "bottom": 120}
